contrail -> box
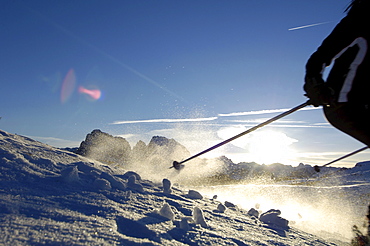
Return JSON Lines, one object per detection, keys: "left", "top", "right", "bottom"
{"left": 288, "top": 21, "right": 331, "bottom": 31}
{"left": 110, "top": 117, "right": 218, "bottom": 125}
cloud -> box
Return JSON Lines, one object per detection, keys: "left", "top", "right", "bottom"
{"left": 111, "top": 105, "right": 319, "bottom": 126}
{"left": 225, "top": 119, "right": 305, "bottom": 124}
{"left": 293, "top": 151, "right": 353, "bottom": 166}
{"left": 218, "top": 106, "right": 318, "bottom": 117}
{"left": 30, "top": 136, "right": 81, "bottom": 148}
{"left": 224, "top": 120, "right": 330, "bottom": 128}
{"left": 115, "top": 134, "right": 136, "bottom": 139}
{"left": 110, "top": 117, "right": 218, "bottom": 125}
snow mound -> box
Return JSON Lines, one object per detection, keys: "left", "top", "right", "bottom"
{"left": 260, "top": 209, "right": 289, "bottom": 230}
{"left": 0, "top": 129, "right": 347, "bottom": 245}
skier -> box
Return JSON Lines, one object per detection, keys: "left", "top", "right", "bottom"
{"left": 304, "top": 0, "right": 370, "bottom": 147}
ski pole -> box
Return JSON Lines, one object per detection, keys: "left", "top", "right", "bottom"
{"left": 314, "top": 146, "right": 369, "bottom": 172}
{"left": 171, "top": 100, "right": 311, "bottom": 170}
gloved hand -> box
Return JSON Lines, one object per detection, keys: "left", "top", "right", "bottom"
{"left": 304, "top": 75, "right": 335, "bottom": 107}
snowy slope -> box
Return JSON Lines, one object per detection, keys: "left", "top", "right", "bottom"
{"left": 0, "top": 129, "right": 348, "bottom": 245}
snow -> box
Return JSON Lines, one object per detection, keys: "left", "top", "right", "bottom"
{"left": 0, "top": 129, "right": 358, "bottom": 245}
{"left": 163, "top": 178, "right": 172, "bottom": 194}
{"left": 259, "top": 209, "right": 289, "bottom": 230}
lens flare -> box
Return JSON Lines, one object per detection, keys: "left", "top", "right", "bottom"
{"left": 60, "top": 68, "right": 76, "bottom": 103}
{"left": 78, "top": 86, "right": 101, "bottom": 100}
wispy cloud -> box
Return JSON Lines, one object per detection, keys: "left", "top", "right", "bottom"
{"left": 288, "top": 21, "right": 331, "bottom": 31}
{"left": 218, "top": 106, "right": 318, "bottom": 117}
{"left": 110, "top": 117, "right": 218, "bottom": 125}
{"left": 262, "top": 124, "right": 330, "bottom": 128}
{"left": 30, "top": 136, "right": 81, "bottom": 148}
{"left": 110, "top": 105, "right": 320, "bottom": 126}
{"left": 289, "top": 151, "right": 364, "bottom": 167}
{"left": 224, "top": 119, "right": 329, "bottom": 128}
{"left": 115, "top": 134, "right": 136, "bottom": 139}
{"left": 225, "top": 119, "right": 306, "bottom": 124}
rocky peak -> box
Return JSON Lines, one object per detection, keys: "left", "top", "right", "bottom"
{"left": 77, "top": 129, "right": 132, "bottom": 164}
{"left": 146, "top": 136, "right": 190, "bottom": 162}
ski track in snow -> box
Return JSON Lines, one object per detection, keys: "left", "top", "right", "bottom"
{"left": 0, "top": 129, "right": 352, "bottom": 245}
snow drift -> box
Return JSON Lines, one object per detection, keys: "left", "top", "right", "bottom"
{"left": 0, "top": 129, "right": 349, "bottom": 245}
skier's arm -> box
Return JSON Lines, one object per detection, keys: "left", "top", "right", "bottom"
{"left": 304, "top": 8, "right": 362, "bottom": 106}
{"left": 306, "top": 14, "right": 359, "bottom": 76}
{"left": 306, "top": 0, "right": 370, "bottom": 76}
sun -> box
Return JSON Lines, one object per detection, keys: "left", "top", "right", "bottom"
{"left": 246, "top": 130, "right": 297, "bottom": 164}
{"left": 217, "top": 127, "right": 297, "bottom": 164}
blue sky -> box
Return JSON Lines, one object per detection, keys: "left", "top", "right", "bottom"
{"left": 1, "top": 0, "right": 368, "bottom": 167}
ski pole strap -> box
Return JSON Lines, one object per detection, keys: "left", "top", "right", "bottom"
{"left": 176, "top": 100, "right": 310, "bottom": 166}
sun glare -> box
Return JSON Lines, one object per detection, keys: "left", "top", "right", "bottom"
{"left": 217, "top": 127, "right": 297, "bottom": 165}
{"left": 247, "top": 130, "right": 297, "bottom": 164}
